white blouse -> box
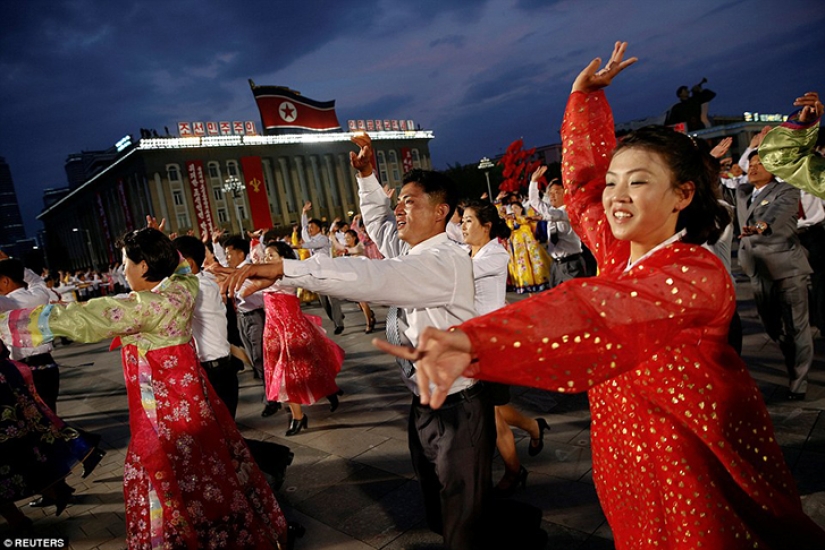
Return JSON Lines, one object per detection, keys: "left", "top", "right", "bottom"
{"left": 472, "top": 239, "right": 510, "bottom": 316}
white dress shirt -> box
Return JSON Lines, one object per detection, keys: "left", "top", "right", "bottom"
{"left": 284, "top": 171, "right": 477, "bottom": 395}
{"left": 472, "top": 239, "right": 510, "bottom": 316}
{"left": 234, "top": 258, "right": 264, "bottom": 312}
{"left": 0, "top": 269, "right": 54, "bottom": 360}
{"left": 528, "top": 180, "right": 583, "bottom": 258}
{"left": 192, "top": 271, "right": 231, "bottom": 362}
{"left": 301, "top": 213, "right": 332, "bottom": 258}
{"left": 799, "top": 191, "right": 825, "bottom": 229}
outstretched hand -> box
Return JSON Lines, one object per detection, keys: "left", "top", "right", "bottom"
{"left": 710, "top": 137, "right": 733, "bottom": 159}
{"left": 146, "top": 215, "right": 167, "bottom": 233}
{"left": 750, "top": 126, "right": 772, "bottom": 149}
{"left": 531, "top": 165, "right": 548, "bottom": 183}
{"left": 372, "top": 327, "right": 476, "bottom": 408}
{"left": 350, "top": 132, "right": 374, "bottom": 178}
{"left": 572, "top": 41, "right": 637, "bottom": 94}
{"left": 795, "top": 92, "right": 823, "bottom": 123}
{"left": 208, "top": 260, "right": 285, "bottom": 298}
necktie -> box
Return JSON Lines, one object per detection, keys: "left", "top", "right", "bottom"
{"left": 385, "top": 306, "right": 415, "bottom": 378}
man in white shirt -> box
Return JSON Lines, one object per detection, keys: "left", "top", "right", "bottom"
{"left": 219, "top": 134, "right": 493, "bottom": 550}
{"left": 297, "top": 202, "right": 345, "bottom": 334}
{"left": 173, "top": 236, "right": 240, "bottom": 418}
{"left": 0, "top": 257, "right": 61, "bottom": 412}
{"left": 528, "top": 167, "right": 586, "bottom": 286}
{"left": 798, "top": 191, "right": 825, "bottom": 330}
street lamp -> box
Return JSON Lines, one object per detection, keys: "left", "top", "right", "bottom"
{"left": 478, "top": 157, "right": 494, "bottom": 200}
{"left": 222, "top": 176, "right": 245, "bottom": 235}
{"left": 72, "top": 227, "right": 97, "bottom": 272}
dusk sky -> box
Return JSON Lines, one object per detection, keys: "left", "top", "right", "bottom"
{"left": 2, "top": 0, "right": 824, "bottom": 237}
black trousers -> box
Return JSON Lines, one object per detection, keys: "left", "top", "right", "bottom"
{"left": 31, "top": 365, "right": 60, "bottom": 413}
{"left": 202, "top": 356, "right": 240, "bottom": 419}
{"left": 408, "top": 385, "right": 495, "bottom": 550}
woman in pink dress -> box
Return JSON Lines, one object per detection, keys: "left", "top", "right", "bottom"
{"left": 0, "top": 228, "right": 287, "bottom": 548}
{"left": 261, "top": 241, "right": 345, "bottom": 436}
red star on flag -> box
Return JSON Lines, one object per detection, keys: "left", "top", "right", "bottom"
{"left": 279, "top": 102, "right": 297, "bottom": 122}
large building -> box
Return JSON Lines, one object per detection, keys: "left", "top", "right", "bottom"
{"left": 0, "top": 156, "right": 27, "bottom": 250}
{"left": 39, "top": 128, "right": 433, "bottom": 271}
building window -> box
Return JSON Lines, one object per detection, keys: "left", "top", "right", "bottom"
{"left": 388, "top": 151, "right": 400, "bottom": 182}
{"left": 227, "top": 161, "right": 239, "bottom": 177}
{"left": 236, "top": 205, "right": 247, "bottom": 220}
{"left": 217, "top": 208, "right": 228, "bottom": 223}
{"left": 172, "top": 189, "right": 185, "bottom": 206}
{"left": 377, "top": 151, "right": 389, "bottom": 184}
{"left": 411, "top": 149, "right": 421, "bottom": 168}
{"left": 208, "top": 162, "right": 220, "bottom": 180}
{"left": 177, "top": 213, "right": 189, "bottom": 229}
{"left": 167, "top": 164, "right": 181, "bottom": 182}
{"left": 213, "top": 186, "right": 223, "bottom": 201}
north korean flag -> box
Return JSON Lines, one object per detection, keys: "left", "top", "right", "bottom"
{"left": 250, "top": 81, "right": 340, "bottom": 133}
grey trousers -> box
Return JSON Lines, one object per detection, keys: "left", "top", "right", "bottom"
{"left": 318, "top": 293, "right": 344, "bottom": 329}
{"left": 751, "top": 273, "right": 813, "bottom": 393}
{"left": 408, "top": 385, "right": 495, "bottom": 550}
{"left": 237, "top": 308, "right": 265, "bottom": 381}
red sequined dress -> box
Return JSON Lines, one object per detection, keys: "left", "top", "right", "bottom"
{"left": 458, "top": 90, "right": 825, "bottom": 549}
{"left": 263, "top": 287, "right": 343, "bottom": 404}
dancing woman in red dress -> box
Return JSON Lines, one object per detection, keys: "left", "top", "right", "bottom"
{"left": 377, "top": 42, "right": 825, "bottom": 549}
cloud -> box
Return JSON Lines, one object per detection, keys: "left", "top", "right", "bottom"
{"left": 429, "top": 35, "right": 466, "bottom": 49}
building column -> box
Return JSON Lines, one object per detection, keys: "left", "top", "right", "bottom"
{"left": 153, "top": 173, "right": 170, "bottom": 223}
{"left": 323, "top": 154, "right": 341, "bottom": 211}
{"left": 336, "top": 153, "right": 356, "bottom": 217}
{"left": 277, "top": 157, "right": 297, "bottom": 218}
{"left": 310, "top": 155, "right": 334, "bottom": 219}
{"left": 294, "top": 156, "right": 319, "bottom": 215}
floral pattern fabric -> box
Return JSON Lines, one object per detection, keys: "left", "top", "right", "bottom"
{"left": 505, "top": 214, "right": 551, "bottom": 293}
{"left": 263, "top": 292, "right": 343, "bottom": 404}
{"left": 0, "top": 268, "right": 287, "bottom": 549}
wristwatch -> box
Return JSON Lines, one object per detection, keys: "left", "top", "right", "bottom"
{"left": 756, "top": 222, "right": 768, "bottom": 232}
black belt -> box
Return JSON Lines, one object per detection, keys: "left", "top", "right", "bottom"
{"left": 555, "top": 253, "right": 583, "bottom": 264}
{"left": 200, "top": 355, "right": 233, "bottom": 370}
{"left": 413, "top": 382, "right": 486, "bottom": 407}
{"left": 798, "top": 222, "right": 824, "bottom": 235}
{"left": 20, "top": 353, "right": 56, "bottom": 367}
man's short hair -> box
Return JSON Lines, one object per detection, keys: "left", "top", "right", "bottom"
{"left": 223, "top": 236, "right": 250, "bottom": 256}
{"left": 308, "top": 218, "right": 323, "bottom": 229}
{"left": 402, "top": 168, "right": 459, "bottom": 222}
{"left": 748, "top": 149, "right": 760, "bottom": 162}
{"left": 173, "top": 235, "right": 206, "bottom": 268}
{"left": 0, "top": 258, "right": 26, "bottom": 286}
{"left": 676, "top": 85, "right": 689, "bottom": 97}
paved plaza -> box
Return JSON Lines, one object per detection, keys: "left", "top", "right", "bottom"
{"left": 2, "top": 279, "right": 825, "bottom": 549}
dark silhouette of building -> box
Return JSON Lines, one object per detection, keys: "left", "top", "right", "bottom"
{"left": 0, "top": 156, "right": 27, "bottom": 249}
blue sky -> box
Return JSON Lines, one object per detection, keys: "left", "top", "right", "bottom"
{"left": 2, "top": 0, "right": 824, "bottom": 236}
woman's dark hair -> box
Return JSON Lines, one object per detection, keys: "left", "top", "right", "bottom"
{"left": 614, "top": 126, "right": 730, "bottom": 245}
{"left": 265, "top": 241, "right": 297, "bottom": 261}
{"left": 116, "top": 228, "right": 179, "bottom": 282}
{"left": 345, "top": 229, "right": 360, "bottom": 244}
{"left": 463, "top": 200, "right": 512, "bottom": 240}
{"left": 0, "top": 258, "right": 25, "bottom": 286}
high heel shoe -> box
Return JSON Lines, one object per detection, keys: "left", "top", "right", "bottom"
{"left": 364, "top": 311, "right": 376, "bottom": 334}
{"left": 285, "top": 415, "right": 308, "bottom": 436}
{"left": 528, "top": 418, "right": 550, "bottom": 457}
{"left": 82, "top": 447, "right": 107, "bottom": 478}
{"left": 53, "top": 481, "right": 75, "bottom": 516}
{"left": 493, "top": 466, "right": 528, "bottom": 498}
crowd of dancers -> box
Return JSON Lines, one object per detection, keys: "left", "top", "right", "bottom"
{"left": 2, "top": 41, "right": 825, "bottom": 549}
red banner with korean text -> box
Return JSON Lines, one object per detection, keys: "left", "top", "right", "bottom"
{"left": 95, "top": 192, "right": 116, "bottom": 264}
{"left": 240, "top": 156, "right": 273, "bottom": 230}
{"left": 117, "top": 179, "right": 134, "bottom": 231}
{"left": 185, "top": 160, "right": 216, "bottom": 238}
{"left": 401, "top": 148, "right": 413, "bottom": 174}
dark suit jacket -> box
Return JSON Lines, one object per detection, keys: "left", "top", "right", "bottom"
{"left": 736, "top": 179, "right": 812, "bottom": 280}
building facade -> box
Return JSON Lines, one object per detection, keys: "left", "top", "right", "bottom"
{"left": 0, "top": 156, "right": 27, "bottom": 250}
{"left": 39, "top": 130, "right": 433, "bottom": 270}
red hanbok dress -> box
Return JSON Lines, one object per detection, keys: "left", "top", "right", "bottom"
{"left": 457, "top": 90, "right": 825, "bottom": 549}
{"left": 0, "top": 266, "right": 287, "bottom": 549}
{"left": 263, "top": 286, "right": 343, "bottom": 404}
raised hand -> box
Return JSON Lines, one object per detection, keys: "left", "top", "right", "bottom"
{"left": 211, "top": 229, "right": 225, "bottom": 243}
{"left": 373, "top": 326, "right": 476, "bottom": 408}
{"left": 349, "top": 132, "right": 374, "bottom": 177}
{"left": 795, "top": 92, "right": 823, "bottom": 123}
{"left": 531, "top": 165, "right": 548, "bottom": 182}
{"left": 383, "top": 184, "right": 396, "bottom": 199}
{"left": 302, "top": 201, "right": 312, "bottom": 214}
{"left": 572, "top": 41, "right": 637, "bottom": 94}
{"left": 750, "top": 126, "right": 771, "bottom": 149}
{"left": 146, "top": 215, "right": 167, "bottom": 232}
{"left": 710, "top": 137, "right": 733, "bottom": 159}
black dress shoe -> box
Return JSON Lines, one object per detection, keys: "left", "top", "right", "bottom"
{"left": 787, "top": 391, "right": 806, "bottom": 401}
{"left": 285, "top": 415, "right": 308, "bottom": 436}
{"left": 334, "top": 326, "right": 344, "bottom": 335}
{"left": 528, "top": 418, "right": 550, "bottom": 457}
{"left": 328, "top": 392, "right": 340, "bottom": 412}
{"left": 261, "top": 402, "right": 282, "bottom": 417}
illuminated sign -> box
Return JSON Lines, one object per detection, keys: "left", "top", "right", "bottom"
{"left": 348, "top": 119, "right": 416, "bottom": 133}
{"left": 115, "top": 135, "right": 132, "bottom": 152}
{"left": 177, "top": 121, "right": 257, "bottom": 137}
{"left": 743, "top": 112, "right": 789, "bottom": 123}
